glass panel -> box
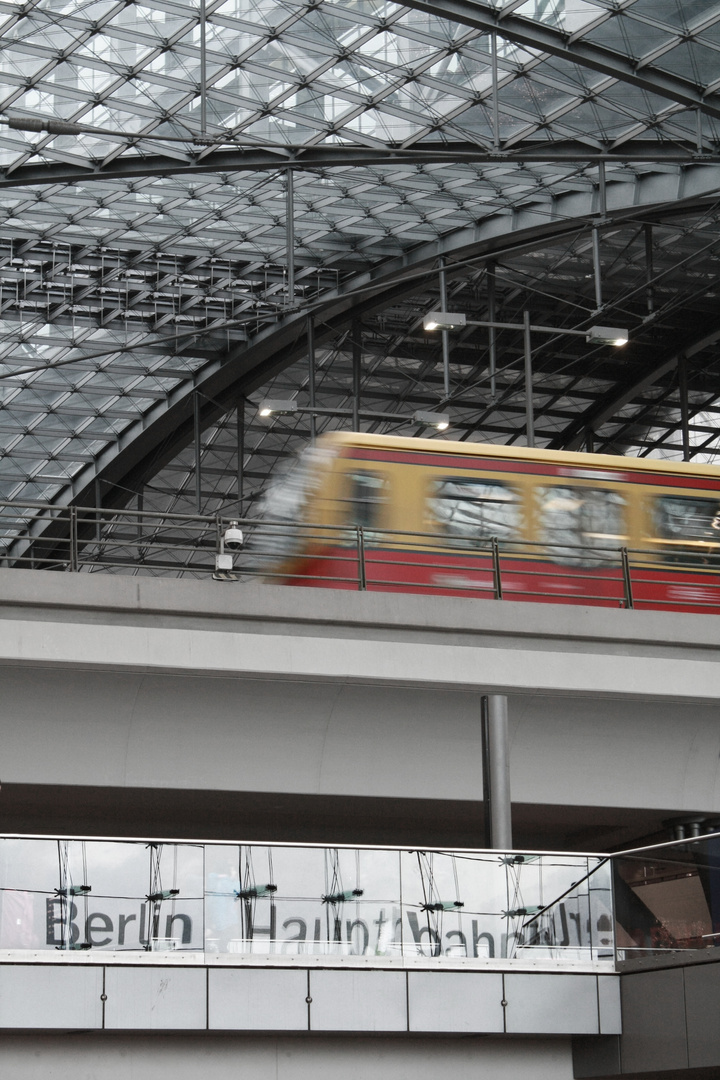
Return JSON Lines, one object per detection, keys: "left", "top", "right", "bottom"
{"left": 400, "top": 849, "right": 509, "bottom": 958}
{"left": 205, "top": 844, "right": 402, "bottom": 957}
{"left": 428, "top": 477, "right": 521, "bottom": 547}
{"left": 653, "top": 495, "right": 720, "bottom": 566}
{"left": 0, "top": 839, "right": 204, "bottom": 951}
{"left": 613, "top": 836, "right": 720, "bottom": 959}
{"left": 536, "top": 485, "right": 625, "bottom": 566}
{"left": 516, "top": 857, "right": 614, "bottom": 963}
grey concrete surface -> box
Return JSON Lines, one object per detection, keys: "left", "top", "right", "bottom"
{"left": 104, "top": 967, "right": 207, "bottom": 1030}
{"left": 0, "top": 569, "right": 718, "bottom": 702}
{"left": 0, "top": 963, "right": 619, "bottom": 1037}
{"left": 0, "top": 965, "right": 103, "bottom": 1028}
{"left": 0, "top": 1033, "right": 575, "bottom": 1080}
{"left": 0, "top": 570, "right": 719, "bottom": 838}
{"left": 574, "top": 956, "right": 720, "bottom": 1076}
{"left": 0, "top": 664, "right": 718, "bottom": 819}
{"left": 209, "top": 968, "right": 309, "bottom": 1030}
{"left": 407, "top": 970, "right": 504, "bottom": 1032}
{"left": 504, "top": 972, "right": 601, "bottom": 1035}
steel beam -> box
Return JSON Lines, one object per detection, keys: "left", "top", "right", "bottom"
{"left": 401, "top": 0, "right": 720, "bottom": 121}
{"left": 0, "top": 142, "right": 718, "bottom": 188}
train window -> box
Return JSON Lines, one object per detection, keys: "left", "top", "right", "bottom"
{"left": 537, "top": 486, "right": 626, "bottom": 566}
{"left": 340, "top": 471, "right": 388, "bottom": 530}
{"left": 653, "top": 495, "right": 720, "bottom": 565}
{"left": 429, "top": 478, "right": 520, "bottom": 546}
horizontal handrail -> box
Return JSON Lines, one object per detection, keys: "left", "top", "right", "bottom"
{"left": 0, "top": 500, "right": 719, "bottom": 612}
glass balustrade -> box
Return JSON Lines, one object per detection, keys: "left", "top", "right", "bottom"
{"left": 612, "top": 835, "right": 720, "bottom": 960}
{"left": 0, "top": 837, "right": 612, "bottom": 967}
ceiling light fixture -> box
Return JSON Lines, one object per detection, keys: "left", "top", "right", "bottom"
{"left": 586, "top": 325, "right": 629, "bottom": 346}
{"left": 414, "top": 409, "right": 450, "bottom": 431}
{"left": 258, "top": 398, "right": 298, "bottom": 417}
{"left": 423, "top": 312, "right": 467, "bottom": 332}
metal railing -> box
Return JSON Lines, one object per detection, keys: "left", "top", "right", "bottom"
{"left": 1, "top": 501, "right": 720, "bottom": 611}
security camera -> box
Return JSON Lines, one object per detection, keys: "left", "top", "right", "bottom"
{"left": 223, "top": 522, "right": 244, "bottom": 551}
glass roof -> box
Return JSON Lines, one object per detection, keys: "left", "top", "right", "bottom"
{"left": 0, "top": 0, "right": 718, "bottom": 524}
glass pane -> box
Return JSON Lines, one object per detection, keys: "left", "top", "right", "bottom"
{"left": 428, "top": 478, "right": 520, "bottom": 546}
{"left": 340, "top": 471, "right": 388, "bottom": 530}
{"left": 537, "top": 486, "right": 625, "bottom": 566}
{"left": 0, "top": 839, "right": 204, "bottom": 952}
{"left": 613, "top": 836, "right": 720, "bottom": 959}
{"left": 400, "top": 850, "right": 509, "bottom": 958}
{"left": 205, "top": 844, "right": 401, "bottom": 958}
{"left": 516, "top": 857, "right": 614, "bottom": 963}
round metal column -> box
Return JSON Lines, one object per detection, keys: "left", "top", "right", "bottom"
{"left": 484, "top": 694, "right": 513, "bottom": 850}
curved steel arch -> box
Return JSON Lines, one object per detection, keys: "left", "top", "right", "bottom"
{"left": 47, "top": 161, "right": 720, "bottom": 515}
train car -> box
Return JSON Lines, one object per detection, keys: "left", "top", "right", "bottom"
{"left": 256, "top": 432, "right": 720, "bottom": 612}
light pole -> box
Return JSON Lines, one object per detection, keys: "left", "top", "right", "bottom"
{"left": 423, "top": 313, "right": 629, "bottom": 447}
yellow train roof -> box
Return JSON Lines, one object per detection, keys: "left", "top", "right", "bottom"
{"left": 318, "top": 430, "right": 720, "bottom": 481}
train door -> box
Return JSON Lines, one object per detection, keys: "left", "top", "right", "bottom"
{"left": 315, "top": 460, "right": 394, "bottom": 589}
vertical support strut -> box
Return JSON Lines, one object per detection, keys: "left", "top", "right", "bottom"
{"left": 69, "top": 505, "right": 78, "bottom": 572}
{"left": 94, "top": 477, "right": 102, "bottom": 544}
{"left": 199, "top": 0, "right": 207, "bottom": 136}
{"left": 352, "top": 321, "right": 361, "bottom": 432}
{"left": 193, "top": 390, "right": 202, "bottom": 514}
{"left": 598, "top": 159, "right": 607, "bottom": 219}
{"left": 137, "top": 486, "right": 144, "bottom": 547}
{"left": 491, "top": 30, "right": 500, "bottom": 152}
{"left": 592, "top": 227, "right": 603, "bottom": 312}
{"left": 645, "top": 223, "right": 654, "bottom": 315}
{"left": 523, "top": 310, "right": 534, "bottom": 449}
{"left": 487, "top": 262, "right": 497, "bottom": 403}
{"left": 439, "top": 258, "right": 451, "bottom": 398}
{"left": 307, "top": 314, "right": 317, "bottom": 444}
{"left": 236, "top": 400, "right": 244, "bottom": 510}
{"left": 286, "top": 168, "right": 295, "bottom": 306}
{"left": 678, "top": 353, "right": 690, "bottom": 462}
{"left": 482, "top": 695, "right": 512, "bottom": 850}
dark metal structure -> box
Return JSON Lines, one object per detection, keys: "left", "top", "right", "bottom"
{"left": 0, "top": 0, "right": 719, "bottom": 541}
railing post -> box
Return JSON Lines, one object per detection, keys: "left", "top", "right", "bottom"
{"left": 621, "top": 547, "right": 634, "bottom": 609}
{"left": 356, "top": 525, "right": 367, "bottom": 591}
{"left": 69, "top": 505, "right": 78, "bottom": 572}
{"left": 491, "top": 537, "right": 503, "bottom": 600}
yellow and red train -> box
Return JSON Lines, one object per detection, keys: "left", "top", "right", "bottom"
{"left": 258, "top": 432, "right": 720, "bottom": 612}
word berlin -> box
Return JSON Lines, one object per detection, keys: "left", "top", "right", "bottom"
{"left": 45, "top": 899, "right": 592, "bottom": 956}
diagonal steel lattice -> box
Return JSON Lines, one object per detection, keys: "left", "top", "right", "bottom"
{"left": 0, "top": 0, "right": 718, "bottom": 543}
